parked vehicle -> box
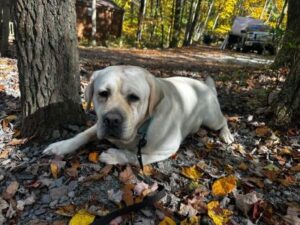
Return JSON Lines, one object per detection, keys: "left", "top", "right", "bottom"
{"left": 221, "top": 17, "right": 276, "bottom": 55}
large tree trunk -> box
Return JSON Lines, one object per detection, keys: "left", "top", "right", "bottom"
{"left": 169, "top": 0, "right": 183, "bottom": 48}
{"left": 0, "top": 0, "right": 10, "bottom": 57}
{"left": 272, "top": 50, "right": 300, "bottom": 125}
{"left": 14, "top": 0, "right": 85, "bottom": 137}
{"left": 273, "top": 0, "right": 300, "bottom": 68}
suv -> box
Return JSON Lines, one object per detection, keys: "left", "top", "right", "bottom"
{"left": 223, "top": 17, "right": 275, "bottom": 55}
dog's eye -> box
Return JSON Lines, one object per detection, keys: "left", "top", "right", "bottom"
{"left": 98, "top": 90, "right": 109, "bottom": 98}
{"left": 127, "top": 94, "right": 140, "bottom": 102}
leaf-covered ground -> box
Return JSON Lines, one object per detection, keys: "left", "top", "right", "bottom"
{"left": 0, "top": 46, "right": 299, "bottom": 225}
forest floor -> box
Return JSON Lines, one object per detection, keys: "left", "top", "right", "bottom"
{"left": 0, "top": 46, "right": 299, "bottom": 225}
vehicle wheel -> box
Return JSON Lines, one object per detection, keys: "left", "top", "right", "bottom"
{"left": 242, "top": 46, "right": 249, "bottom": 53}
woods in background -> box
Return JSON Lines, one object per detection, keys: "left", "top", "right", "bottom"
{"left": 113, "top": 0, "right": 287, "bottom": 48}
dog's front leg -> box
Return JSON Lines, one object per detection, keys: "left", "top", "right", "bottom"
{"left": 100, "top": 148, "right": 174, "bottom": 166}
{"left": 43, "top": 125, "right": 97, "bottom": 156}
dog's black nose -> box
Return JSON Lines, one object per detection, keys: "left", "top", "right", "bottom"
{"left": 103, "top": 111, "right": 123, "bottom": 128}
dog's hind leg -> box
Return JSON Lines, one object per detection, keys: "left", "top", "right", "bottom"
{"left": 43, "top": 125, "right": 97, "bottom": 155}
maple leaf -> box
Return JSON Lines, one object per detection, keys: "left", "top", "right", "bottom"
{"left": 122, "top": 183, "right": 134, "bottom": 206}
{"left": 181, "top": 165, "right": 203, "bottom": 181}
{"left": 234, "top": 191, "right": 263, "bottom": 216}
{"left": 212, "top": 176, "right": 237, "bottom": 196}
{"left": 55, "top": 204, "right": 77, "bottom": 217}
{"left": 255, "top": 126, "right": 271, "bottom": 137}
{"left": 207, "top": 201, "right": 233, "bottom": 225}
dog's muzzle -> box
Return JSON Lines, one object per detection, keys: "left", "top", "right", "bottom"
{"left": 102, "top": 110, "right": 124, "bottom": 138}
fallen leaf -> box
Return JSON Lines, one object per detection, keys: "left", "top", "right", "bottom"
{"left": 159, "top": 216, "right": 176, "bottom": 225}
{"left": 109, "top": 216, "right": 122, "bottom": 225}
{"left": 264, "top": 164, "right": 280, "bottom": 172}
{"left": 283, "top": 203, "right": 300, "bottom": 225}
{"left": 8, "top": 138, "right": 28, "bottom": 146}
{"left": 277, "top": 176, "right": 296, "bottom": 187}
{"left": 56, "top": 204, "right": 77, "bottom": 217}
{"left": 180, "top": 216, "right": 199, "bottom": 225}
{"left": 238, "top": 162, "right": 248, "bottom": 171}
{"left": 0, "top": 197, "right": 9, "bottom": 225}
{"left": 51, "top": 162, "right": 60, "bottom": 179}
{"left": 179, "top": 203, "right": 198, "bottom": 217}
{"left": 181, "top": 165, "right": 203, "bottom": 181}
{"left": 119, "top": 165, "right": 135, "bottom": 184}
{"left": 88, "top": 152, "right": 99, "bottom": 163}
{"left": 5, "top": 115, "right": 17, "bottom": 122}
{"left": 83, "top": 165, "right": 113, "bottom": 182}
{"left": 243, "top": 177, "right": 265, "bottom": 188}
{"left": 255, "top": 126, "right": 271, "bottom": 137}
{"left": 65, "top": 167, "right": 78, "bottom": 178}
{"left": 69, "top": 209, "right": 95, "bottom": 225}
{"left": 212, "top": 176, "right": 237, "bottom": 196}
{"left": 122, "top": 184, "right": 134, "bottom": 206}
{"left": 3, "top": 181, "right": 19, "bottom": 200}
{"left": 0, "top": 149, "right": 10, "bottom": 159}
{"left": 290, "top": 164, "right": 300, "bottom": 172}
{"left": 107, "top": 189, "right": 123, "bottom": 204}
{"left": 141, "top": 165, "right": 155, "bottom": 176}
{"left": 207, "top": 201, "right": 233, "bottom": 225}
{"left": 234, "top": 191, "right": 263, "bottom": 216}
{"left": 205, "top": 141, "right": 215, "bottom": 150}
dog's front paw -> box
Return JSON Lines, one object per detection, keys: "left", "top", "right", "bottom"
{"left": 220, "top": 126, "right": 234, "bottom": 144}
{"left": 43, "top": 140, "right": 75, "bottom": 156}
{"left": 100, "top": 148, "right": 128, "bottom": 165}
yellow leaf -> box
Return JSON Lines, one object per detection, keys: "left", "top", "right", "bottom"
{"left": 159, "top": 216, "right": 176, "bottom": 225}
{"left": 205, "top": 141, "right": 215, "bottom": 150}
{"left": 207, "top": 201, "right": 233, "bottom": 225}
{"left": 181, "top": 166, "right": 203, "bottom": 181}
{"left": 51, "top": 162, "right": 59, "bottom": 179}
{"left": 88, "top": 152, "right": 99, "bottom": 163}
{"left": 212, "top": 176, "right": 237, "bottom": 196}
{"left": 180, "top": 216, "right": 199, "bottom": 225}
{"left": 69, "top": 209, "right": 95, "bottom": 225}
{"left": 141, "top": 165, "right": 154, "bottom": 176}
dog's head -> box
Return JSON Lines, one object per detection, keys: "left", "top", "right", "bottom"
{"left": 85, "top": 65, "right": 163, "bottom": 143}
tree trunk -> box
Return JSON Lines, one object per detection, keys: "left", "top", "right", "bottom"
{"left": 273, "top": 0, "right": 300, "bottom": 68}
{"left": 183, "top": 0, "right": 195, "bottom": 46}
{"left": 195, "top": 0, "right": 214, "bottom": 41}
{"left": 272, "top": 50, "right": 300, "bottom": 125}
{"left": 14, "top": 0, "right": 85, "bottom": 137}
{"left": 0, "top": 0, "right": 10, "bottom": 57}
{"left": 185, "top": 0, "right": 202, "bottom": 46}
{"left": 260, "top": 0, "right": 270, "bottom": 19}
{"left": 276, "top": 0, "right": 288, "bottom": 30}
{"left": 91, "top": 0, "right": 97, "bottom": 46}
{"left": 136, "top": 0, "right": 147, "bottom": 45}
{"left": 169, "top": 0, "right": 183, "bottom": 48}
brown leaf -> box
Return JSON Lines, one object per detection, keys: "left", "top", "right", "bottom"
{"left": 83, "top": 165, "right": 113, "bottom": 182}
{"left": 243, "top": 177, "right": 264, "bottom": 189}
{"left": 290, "top": 164, "right": 300, "bottom": 172}
{"left": 141, "top": 165, "right": 155, "bottom": 176}
{"left": 8, "top": 138, "right": 28, "bottom": 146}
{"left": 212, "top": 176, "right": 237, "bottom": 196}
{"left": 255, "top": 126, "right": 271, "bottom": 137}
{"left": 65, "top": 167, "right": 78, "bottom": 178}
{"left": 3, "top": 181, "right": 19, "bottom": 200}
{"left": 55, "top": 204, "right": 76, "bottom": 217}
{"left": 277, "top": 176, "right": 296, "bottom": 187}
{"left": 119, "top": 165, "right": 135, "bottom": 184}
{"left": 122, "top": 184, "right": 134, "bottom": 206}
{"left": 0, "top": 149, "right": 10, "bottom": 159}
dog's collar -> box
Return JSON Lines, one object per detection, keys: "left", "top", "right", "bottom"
{"left": 136, "top": 117, "right": 153, "bottom": 170}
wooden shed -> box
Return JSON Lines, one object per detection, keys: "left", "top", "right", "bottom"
{"left": 76, "top": 0, "right": 124, "bottom": 43}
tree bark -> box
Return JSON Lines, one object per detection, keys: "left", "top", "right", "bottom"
{"left": 183, "top": 0, "right": 195, "bottom": 46}
{"left": 273, "top": 0, "right": 300, "bottom": 68}
{"left": 91, "top": 0, "right": 97, "bottom": 46}
{"left": 0, "top": 0, "right": 10, "bottom": 57}
{"left": 272, "top": 50, "right": 300, "bottom": 125}
{"left": 195, "top": 0, "right": 214, "bottom": 41}
{"left": 276, "top": 0, "right": 288, "bottom": 29}
{"left": 136, "top": 0, "right": 147, "bottom": 45}
{"left": 14, "top": 0, "right": 85, "bottom": 137}
{"left": 169, "top": 0, "right": 183, "bottom": 48}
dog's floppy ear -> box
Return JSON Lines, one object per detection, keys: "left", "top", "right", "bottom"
{"left": 146, "top": 73, "right": 164, "bottom": 116}
{"left": 84, "top": 72, "right": 98, "bottom": 111}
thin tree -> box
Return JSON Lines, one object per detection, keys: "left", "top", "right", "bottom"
{"left": 14, "top": 0, "right": 85, "bottom": 137}
{"left": 0, "top": 0, "right": 10, "bottom": 56}
{"left": 195, "top": 0, "right": 214, "bottom": 41}
{"left": 169, "top": 0, "right": 183, "bottom": 47}
{"left": 184, "top": 0, "right": 202, "bottom": 46}
{"left": 273, "top": 0, "right": 299, "bottom": 68}
{"left": 136, "top": 0, "right": 147, "bottom": 45}
{"left": 92, "top": 0, "right": 97, "bottom": 46}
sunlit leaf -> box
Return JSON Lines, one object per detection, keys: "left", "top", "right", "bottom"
{"left": 181, "top": 165, "right": 203, "bottom": 181}
{"left": 88, "top": 151, "right": 99, "bottom": 163}
{"left": 212, "top": 176, "right": 237, "bottom": 196}
{"left": 207, "top": 201, "right": 233, "bottom": 225}
{"left": 180, "top": 216, "right": 199, "bottom": 225}
{"left": 159, "top": 216, "right": 176, "bottom": 225}
{"left": 69, "top": 209, "right": 95, "bottom": 225}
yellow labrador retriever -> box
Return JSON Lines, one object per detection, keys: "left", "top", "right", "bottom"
{"left": 44, "top": 65, "right": 234, "bottom": 165}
